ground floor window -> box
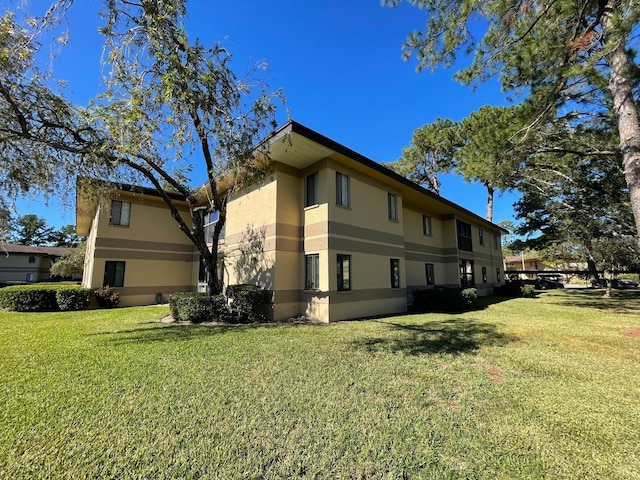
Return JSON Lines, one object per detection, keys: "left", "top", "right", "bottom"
{"left": 482, "top": 266, "right": 488, "bottom": 283}
{"left": 337, "top": 254, "right": 351, "bottom": 291}
{"left": 460, "top": 259, "right": 474, "bottom": 288}
{"left": 425, "top": 263, "right": 435, "bottom": 286}
{"left": 390, "top": 258, "right": 400, "bottom": 288}
{"left": 104, "top": 261, "right": 126, "bottom": 287}
{"left": 496, "top": 267, "right": 501, "bottom": 283}
{"left": 305, "top": 254, "right": 320, "bottom": 290}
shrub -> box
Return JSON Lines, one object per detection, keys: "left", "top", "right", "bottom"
{"left": 461, "top": 288, "right": 478, "bottom": 306}
{"left": 412, "top": 287, "right": 472, "bottom": 313}
{"left": 0, "top": 284, "right": 59, "bottom": 312}
{"left": 56, "top": 288, "right": 92, "bottom": 311}
{"left": 94, "top": 287, "right": 121, "bottom": 308}
{"left": 522, "top": 284, "right": 536, "bottom": 298}
{"left": 226, "top": 284, "right": 268, "bottom": 323}
{"left": 169, "top": 292, "right": 227, "bottom": 323}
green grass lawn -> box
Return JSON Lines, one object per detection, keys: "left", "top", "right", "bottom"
{"left": 1, "top": 289, "right": 639, "bottom": 479}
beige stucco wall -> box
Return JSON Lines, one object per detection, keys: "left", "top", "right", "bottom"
{"left": 0, "top": 253, "right": 52, "bottom": 283}
{"left": 81, "top": 207, "right": 100, "bottom": 290}
{"left": 83, "top": 190, "right": 196, "bottom": 306}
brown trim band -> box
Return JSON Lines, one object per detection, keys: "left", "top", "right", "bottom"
{"left": 329, "top": 237, "right": 405, "bottom": 257}
{"left": 274, "top": 287, "right": 407, "bottom": 305}
{"left": 96, "top": 237, "right": 194, "bottom": 253}
{"left": 116, "top": 285, "right": 193, "bottom": 296}
{"left": 94, "top": 248, "right": 193, "bottom": 262}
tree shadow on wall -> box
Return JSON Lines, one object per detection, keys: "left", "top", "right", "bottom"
{"left": 232, "top": 224, "right": 273, "bottom": 289}
{"left": 352, "top": 318, "right": 517, "bottom": 356}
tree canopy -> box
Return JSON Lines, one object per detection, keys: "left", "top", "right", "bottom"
{"left": 0, "top": 0, "right": 283, "bottom": 294}
{"left": 385, "top": 0, "right": 640, "bottom": 237}
{"left": 386, "top": 117, "right": 459, "bottom": 195}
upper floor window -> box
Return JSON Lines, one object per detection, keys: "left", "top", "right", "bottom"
{"left": 110, "top": 200, "right": 131, "bottom": 227}
{"left": 494, "top": 235, "right": 500, "bottom": 250}
{"left": 305, "top": 254, "right": 320, "bottom": 290}
{"left": 423, "top": 215, "right": 432, "bottom": 236}
{"left": 457, "top": 220, "right": 473, "bottom": 252}
{"left": 337, "top": 254, "right": 351, "bottom": 291}
{"left": 104, "top": 260, "right": 126, "bottom": 287}
{"left": 479, "top": 228, "right": 484, "bottom": 245}
{"left": 28, "top": 255, "right": 36, "bottom": 264}
{"left": 336, "top": 172, "right": 350, "bottom": 207}
{"left": 388, "top": 193, "right": 398, "bottom": 221}
{"left": 305, "top": 172, "right": 319, "bottom": 207}
{"left": 390, "top": 258, "right": 400, "bottom": 288}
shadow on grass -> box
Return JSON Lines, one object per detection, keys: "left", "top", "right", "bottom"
{"left": 555, "top": 289, "right": 640, "bottom": 314}
{"left": 353, "top": 318, "right": 517, "bottom": 356}
{"left": 91, "top": 320, "right": 315, "bottom": 345}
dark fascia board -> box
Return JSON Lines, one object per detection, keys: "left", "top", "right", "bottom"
{"left": 270, "top": 120, "right": 509, "bottom": 234}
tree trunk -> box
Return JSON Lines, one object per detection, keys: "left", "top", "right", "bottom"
{"left": 191, "top": 207, "right": 223, "bottom": 296}
{"left": 485, "top": 184, "right": 494, "bottom": 222}
{"left": 603, "top": 3, "right": 640, "bottom": 238}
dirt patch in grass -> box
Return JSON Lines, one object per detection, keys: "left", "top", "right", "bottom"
{"left": 622, "top": 328, "right": 640, "bottom": 338}
{"left": 484, "top": 365, "right": 505, "bottom": 383}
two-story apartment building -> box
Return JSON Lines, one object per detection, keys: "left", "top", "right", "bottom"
{"left": 0, "top": 243, "right": 70, "bottom": 284}
{"left": 77, "top": 120, "right": 506, "bottom": 322}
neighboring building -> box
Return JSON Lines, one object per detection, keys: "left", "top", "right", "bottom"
{"left": 76, "top": 120, "right": 506, "bottom": 322}
{"left": 505, "top": 252, "right": 588, "bottom": 283}
{"left": 504, "top": 253, "right": 549, "bottom": 279}
{"left": 0, "top": 243, "right": 70, "bottom": 284}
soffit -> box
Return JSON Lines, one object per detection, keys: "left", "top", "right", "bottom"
{"left": 268, "top": 130, "right": 336, "bottom": 170}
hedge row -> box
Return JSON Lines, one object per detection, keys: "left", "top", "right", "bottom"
{"left": 169, "top": 292, "right": 227, "bottom": 323}
{"left": 411, "top": 287, "right": 478, "bottom": 313}
{"left": 0, "top": 284, "right": 93, "bottom": 312}
{"left": 169, "top": 285, "right": 269, "bottom": 323}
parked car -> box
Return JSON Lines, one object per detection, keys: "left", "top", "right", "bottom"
{"left": 535, "top": 277, "right": 564, "bottom": 289}
{"left": 612, "top": 278, "right": 639, "bottom": 289}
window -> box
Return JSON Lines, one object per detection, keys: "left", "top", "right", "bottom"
{"left": 390, "top": 259, "right": 400, "bottom": 288}
{"left": 426, "top": 263, "right": 435, "bottom": 286}
{"left": 479, "top": 228, "right": 484, "bottom": 245}
{"left": 110, "top": 200, "right": 131, "bottom": 226}
{"left": 337, "top": 254, "right": 351, "bottom": 291}
{"left": 305, "top": 172, "right": 319, "bottom": 207}
{"left": 423, "top": 215, "right": 432, "bottom": 236}
{"left": 388, "top": 193, "right": 398, "bottom": 221}
{"left": 494, "top": 235, "right": 500, "bottom": 250}
{"left": 456, "top": 220, "right": 473, "bottom": 252}
{"left": 104, "top": 261, "right": 126, "bottom": 287}
{"left": 305, "top": 254, "right": 320, "bottom": 290}
{"left": 336, "top": 172, "right": 349, "bottom": 207}
{"left": 459, "top": 259, "right": 474, "bottom": 288}
{"left": 25, "top": 273, "right": 34, "bottom": 282}
{"left": 28, "top": 255, "right": 36, "bottom": 264}
{"left": 496, "top": 267, "right": 501, "bottom": 283}
{"left": 482, "top": 266, "right": 488, "bottom": 283}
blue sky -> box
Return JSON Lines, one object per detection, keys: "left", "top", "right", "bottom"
{"left": 16, "top": 0, "right": 518, "bottom": 229}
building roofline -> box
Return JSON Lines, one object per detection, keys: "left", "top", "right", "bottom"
{"left": 268, "top": 120, "right": 509, "bottom": 233}
{"left": 1, "top": 243, "right": 71, "bottom": 256}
